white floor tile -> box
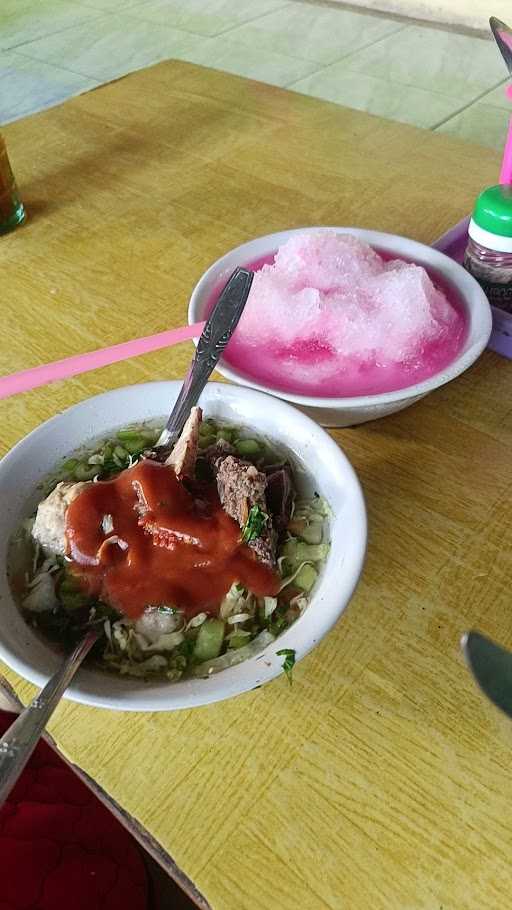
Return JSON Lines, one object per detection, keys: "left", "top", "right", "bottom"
{"left": 0, "top": 50, "right": 98, "bottom": 124}
{"left": 17, "top": 13, "right": 205, "bottom": 82}
{"left": 181, "top": 33, "right": 321, "bottom": 87}
{"left": 436, "top": 102, "right": 509, "bottom": 152}
{"left": 0, "top": 0, "right": 103, "bottom": 51}
{"left": 332, "top": 24, "right": 507, "bottom": 103}
{"left": 127, "top": 0, "right": 290, "bottom": 38}
{"left": 222, "top": 3, "right": 404, "bottom": 65}
{"left": 291, "top": 66, "right": 466, "bottom": 129}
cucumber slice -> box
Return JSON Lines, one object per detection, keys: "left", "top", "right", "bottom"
{"left": 193, "top": 619, "right": 225, "bottom": 662}
{"left": 294, "top": 564, "right": 318, "bottom": 593}
{"left": 294, "top": 542, "right": 329, "bottom": 563}
{"left": 235, "top": 439, "right": 261, "bottom": 456}
{"left": 122, "top": 437, "right": 145, "bottom": 455}
{"left": 62, "top": 458, "right": 78, "bottom": 474}
{"left": 74, "top": 462, "right": 98, "bottom": 481}
{"left": 227, "top": 631, "right": 252, "bottom": 650}
{"left": 113, "top": 445, "right": 128, "bottom": 460}
{"left": 198, "top": 435, "right": 216, "bottom": 450}
{"left": 116, "top": 428, "right": 140, "bottom": 441}
{"left": 300, "top": 521, "right": 323, "bottom": 545}
{"left": 282, "top": 539, "right": 298, "bottom": 560}
{"left": 199, "top": 421, "right": 217, "bottom": 437}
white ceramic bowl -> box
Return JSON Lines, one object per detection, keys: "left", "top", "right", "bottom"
{"left": 188, "top": 227, "right": 492, "bottom": 427}
{"left": 0, "top": 381, "right": 367, "bottom": 712}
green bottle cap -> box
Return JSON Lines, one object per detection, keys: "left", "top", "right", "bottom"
{"left": 469, "top": 185, "right": 512, "bottom": 252}
{"left": 473, "top": 185, "right": 512, "bottom": 236}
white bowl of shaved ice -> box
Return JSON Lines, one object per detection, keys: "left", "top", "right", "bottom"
{"left": 189, "top": 228, "right": 492, "bottom": 427}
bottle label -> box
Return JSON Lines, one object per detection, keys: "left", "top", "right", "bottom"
{"left": 480, "top": 282, "right": 512, "bottom": 312}
{"left": 464, "top": 253, "right": 512, "bottom": 312}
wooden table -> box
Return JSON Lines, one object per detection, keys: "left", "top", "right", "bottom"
{"left": 1, "top": 61, "right": 511, "bottom": 910}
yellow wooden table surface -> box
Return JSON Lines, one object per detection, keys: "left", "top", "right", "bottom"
{"left": 1, "top": 61, "right": 512, "bottom": 910}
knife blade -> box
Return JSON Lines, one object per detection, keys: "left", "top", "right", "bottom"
{"left": 490, "top": 16, "right": 512, "bottom": 78}
{"left": 461, "top": 630, "right": 512, "bottom": 718}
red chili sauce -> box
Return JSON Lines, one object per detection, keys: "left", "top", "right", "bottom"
{"left": 65, "top": 460, "right": 279, "bottom": 619}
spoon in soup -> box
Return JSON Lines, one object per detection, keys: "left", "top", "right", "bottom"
{"left": 0, "top": 266, "right": 253, "bottom": 807}
{"left": 149, "top": 266, "right": 253, "bottom": 460}
{"left": 0, "top": 630, "right": 98, "bottom": 807}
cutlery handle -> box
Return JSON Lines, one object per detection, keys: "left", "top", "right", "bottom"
{"left": 156, "top": 267, "right": 253, "bottom": 451}
{"left": 0, "top": 631, "right": 97, "bottom": 808}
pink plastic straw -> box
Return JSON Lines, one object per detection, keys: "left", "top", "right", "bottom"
{"left": 500, "top": 85, "right": 512, "bottom": 184}
{"left": 0, "top": 322, "right": 205, "bottom": 401}
{"left": 500, "top": 115, "right": 512, "bottom": 184}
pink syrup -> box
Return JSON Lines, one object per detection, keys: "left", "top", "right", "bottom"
{"left": 207, "top": 250, "right": 468, "bottom": 399}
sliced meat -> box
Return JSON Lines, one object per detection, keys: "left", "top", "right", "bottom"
{"left": 265, "top": 465, "right": 295, "bottom": 531}
{"left": 215, "top": 456, "right": 266, "bottom": 526}
{"left": 248, "top": 532, "right": 278, "bottom": 571}
{"left": 201, "top": 437, "right": 236, "bottom": 465}
{"left": 215, "top": 455, "right": 277, "bottom": 568}
{"left": 164, "top": 406, "right": 202, "bottom": 479}
{"left": 196, "top": 437, "right": 236, "bottom": 481}
{"left": 32, "top": 481, "right": 90, "bottom": 556}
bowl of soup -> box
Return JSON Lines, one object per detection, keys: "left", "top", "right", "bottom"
{"left": 0, "top": 381, "right": 366, "bottom": 711}
{"left": 188, "top": 228, "right": 492, "bottom": 426}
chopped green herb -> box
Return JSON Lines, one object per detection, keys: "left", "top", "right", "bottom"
{"left": 276, "top": 648, "right": 296, "bottom": 685}
{"left": 241, "top": 505, "right": 268, "bottom": 544}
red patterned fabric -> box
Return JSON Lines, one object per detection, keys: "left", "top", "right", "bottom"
{"left": 0, "top": 711, "right": 148, "bottom": 910}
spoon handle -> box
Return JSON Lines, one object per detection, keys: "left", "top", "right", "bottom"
{"left": 155, "top": 266, "right": 253, "bottom": 453}
{"left": 0, "top": 630, "right": 97, "bottom": 808}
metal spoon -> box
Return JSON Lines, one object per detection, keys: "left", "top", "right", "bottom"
{"left": 461, "top": 630, "right": 512, "bottom": 719}
{"left": 150, "top": 266, "right": 253, "bottom": 459}
{"left": 0, "top": 266, "right": 253, "bottom": 806}
{"left": 0, "top": 630, "right": 98, "bottom": 807}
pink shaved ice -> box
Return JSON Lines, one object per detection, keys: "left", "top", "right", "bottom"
{"left": 220, "top": 232, "right": 467, "bottom": 398}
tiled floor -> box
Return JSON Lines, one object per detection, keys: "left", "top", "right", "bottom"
{"left": 0, "top": 0, "right": 510, "bottom": 154}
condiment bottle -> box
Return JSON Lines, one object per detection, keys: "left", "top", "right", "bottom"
{"left": 0, "top": 133, "right": 25, "bottom": 235}
{"left": 464, "top": 184, "right": 512, "bottom": 312}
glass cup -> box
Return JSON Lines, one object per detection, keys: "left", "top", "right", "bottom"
{"left": 0, "top": 135, "right": 25, "bottom": 235}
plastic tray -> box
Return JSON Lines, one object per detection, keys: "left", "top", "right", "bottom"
{"left": 433, "top": 216, "right": 512, "bottom": 358}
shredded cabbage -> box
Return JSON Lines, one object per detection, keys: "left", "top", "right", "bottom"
{"left": 133, "top": 630, "right": 185, "bottom": 652}
{"left": 192, "top": 630, "right": 275, "bottom": 677}
{"left": 23, "top": 571, "right": 58, "bottom": 613}
{"left": 186, "top": 612, "right": 208, "bottom": 629}
{"left": 226, "top": 612, "right": 251, "bottom": 625}
{"left": 219, "top": 583, "right": 255, "bottom": 620}
{"left": 263, "top": 596, "right": 278, "bottom": 618}
{"left": 115, "top": 654, "right": 168, "bottom": 677}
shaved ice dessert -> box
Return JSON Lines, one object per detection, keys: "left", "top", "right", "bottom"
{"left": 218, "top": 232, "right": 467, "bottom": 398}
